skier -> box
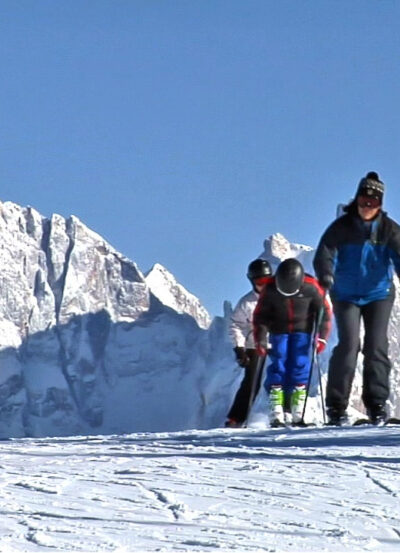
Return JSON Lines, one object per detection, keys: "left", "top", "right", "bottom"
{"left": 225, "top": 258, "right": 272, "bottom": 428}
{"left": 314, "top": 171, "right": 400, "bottom": 425}
{"left": 253, "top": 258, "right": 331, "bottom": 427}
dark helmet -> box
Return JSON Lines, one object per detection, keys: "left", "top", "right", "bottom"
{"left": 247, "top": 259, "right": 272, "bottom": 281}
{"left": 275, "top": 258, "right": 304, "bottom": 296}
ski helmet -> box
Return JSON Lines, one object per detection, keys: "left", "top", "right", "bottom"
{"left": 275, "top": 258, "right": 304, "bottom": 296}
{"left": 247, "top": 259, "right": 272, "bottom": 282}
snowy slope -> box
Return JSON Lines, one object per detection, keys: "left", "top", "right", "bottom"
{"left": 1, "top": 425, "right": 400, "bottom": 552}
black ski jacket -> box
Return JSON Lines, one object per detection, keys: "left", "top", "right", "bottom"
{"left": 253, "top": 275, "right": 331, "bottom": 347}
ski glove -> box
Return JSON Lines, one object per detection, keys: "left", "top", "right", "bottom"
{"left": 233, "top": 347, "right": 250, "bottom": 368}
{"left": 316, "top": 338, "right": 327, "bottom": 354}
{"left": 318, "top": 274, "right": 334, "bottom": 291}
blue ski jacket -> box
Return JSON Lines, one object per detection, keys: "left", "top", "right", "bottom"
{"left": 313, "top": 210, "right": 400, "bottom": 305}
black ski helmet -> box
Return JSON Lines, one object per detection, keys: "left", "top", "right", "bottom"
{"left": 247, "top": 259, "right": 272, "bottom": 282}
{"left": 275, "top": 258, "right": 304, "bottom": 296}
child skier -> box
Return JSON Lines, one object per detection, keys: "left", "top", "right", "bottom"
{"left": 253, "top": 258, "right": 331, "bottom": 427}
{"left": 225, "top": 258, "right": 272, "bottom": 428}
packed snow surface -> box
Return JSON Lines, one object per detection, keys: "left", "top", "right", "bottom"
{"left": 1, "top": 424, "right": 400, "bottom": 552}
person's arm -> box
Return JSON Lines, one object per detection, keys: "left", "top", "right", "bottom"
{"left": 318, "top": 292, "right": 332, "bottom": 342}
{"left": 229, "top": 298, "right": 249, "bottom": 348}
{"left": 229, "top": 296, "right": 254, "bottom": 367}
{"left": 387, "top": 219, "right": 400, "bottom": 277}
{"left": 252, "top": 291, "right": 269, "bottom": 356}
{"left": 310, "top": 280, "right": 332, "bottom": 353}
{"left": 313, "top": 221, "right": 339, "bottom": 290}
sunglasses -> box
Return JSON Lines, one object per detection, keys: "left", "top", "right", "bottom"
{"left": 357, "top": 196, "right": 381, "bottom": 209}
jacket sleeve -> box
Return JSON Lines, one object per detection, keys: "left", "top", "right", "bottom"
{"left": 387, "top": 218, "right": 400, "bottom": 277}
{"left": 229, "top": 298, "right": 250, "bottom": 348}
{"left": 319, "top": 294, "right": 332, "bottom": 341}
{"left": 313, "top": 220, "right": 340, "bottom": 281}
{"left": 310, "top": 280, "right": 332, "bottom": 341}
{"left": 252, "top": 291, "right": 269, "bottom": 348}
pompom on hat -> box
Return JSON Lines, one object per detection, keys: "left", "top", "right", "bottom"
{"left": 356, "top": 171, "right": 385, "bottom": 201}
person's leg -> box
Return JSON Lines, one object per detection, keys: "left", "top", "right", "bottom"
{"left": 226, "top": 349, "right": 261, "bottom": 424}
{"left": 361, "top": 292, "right": 394, "bottom": 420}
{"left": 264, "top": 334, "right": 288, "bottom": 391}
{"left": 250, "top": 348, "right": 264, "bottom": 399}
{"left": 264, "top": 334, "right": 288, "bottom": 425}
{"left": 326, "top": 301, "right": 361, "bottom": 415}
{"left": 286, "top": 332, "right": 312, "bottom": 389}
{"left": 286, "top": 332, "right": 312, "bottom": 422}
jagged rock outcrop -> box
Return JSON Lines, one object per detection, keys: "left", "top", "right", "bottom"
{"left": 0, "top": 201, "right": 231, "bottom": 438}
{"left": 145, "top": 263, "right": 211, "bottom": 329}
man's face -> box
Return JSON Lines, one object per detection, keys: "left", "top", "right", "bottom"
{"left": 357, "top": 195, "right": 381, "bottom": 221}
{"left": 253, "top": 278, "right": 267, "bottom": 293}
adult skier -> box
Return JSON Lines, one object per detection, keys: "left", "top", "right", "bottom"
{"left": 253, "top": 258, "right": 331, "bottom": 427}
{"left": 313, "top": 171, "right": 400, "bottom": 425}
{"left": 225, "top": 258, "right": 272, "bottom": 428}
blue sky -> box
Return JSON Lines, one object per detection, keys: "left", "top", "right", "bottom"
{"left": 1, "top": 1, "right": 400, "bottom": 317}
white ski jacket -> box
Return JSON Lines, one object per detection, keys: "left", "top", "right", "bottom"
{"left": 229, "top": 290, "right": 259, "bottom": 349}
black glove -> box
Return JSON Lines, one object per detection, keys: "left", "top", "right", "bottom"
{"left": 233, "top": 346, "right": 250, "bottom": 368}
{"left": 319, "top": 274, "right": 334, "bottom": 291}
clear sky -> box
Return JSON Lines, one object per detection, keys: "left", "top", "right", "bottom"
{"left": 1, "top": 0, "right": 400, "bottom": 317}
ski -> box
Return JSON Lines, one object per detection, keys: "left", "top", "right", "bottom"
{"left": 352, "top": 418, "right": 372, "bottom": 426}
{"left": 224, "top": 417, "right": 400, "bottom": 431}
{"left": 268, "top": 421, "right": 317, "bottom": 429}
{"left": 270, "top": 419, "right": 286, "bottom": 428}
{"left": 385, "top": 417, "right": 400, "bottom": 426}
{"left": 352, "top": 417, "right": 400, "bottom": 427}
{"left": 291, "top": 421, "right": 317, "bottom": 428}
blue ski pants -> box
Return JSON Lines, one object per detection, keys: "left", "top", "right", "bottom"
{"left": 264, "top": 332, "right": 312, "bottom": 393}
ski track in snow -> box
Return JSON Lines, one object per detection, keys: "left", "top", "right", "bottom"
{"left": 0, "top": 426, "right": 400, "bottom": 551}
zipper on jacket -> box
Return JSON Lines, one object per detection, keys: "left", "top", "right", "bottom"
{"left": 288, "top": 299, "right": 294, "bottom": 333}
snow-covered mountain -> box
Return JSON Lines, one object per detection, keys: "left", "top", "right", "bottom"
{"left": 261, "top": 231, "right": 314, "bottom": 273}
{"left": 0, "top": 202, "right": 399, "bottom": 439}
{"left": 0, "top": 201, "right": 235, "bottom": 439}
{"left": 145, "top": 263, "right": 212, "bottom": 329}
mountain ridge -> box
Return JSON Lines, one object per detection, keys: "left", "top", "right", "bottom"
{"left": 0, "top": 201, "right": 399, "bottom": 438}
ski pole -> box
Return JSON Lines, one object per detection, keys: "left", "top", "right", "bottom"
{"left": 316, "top": 353, "right": 327, "bottom": 424}
{"left": 301, "top": 336, "right": 318, "bottom": 424}
{"left": 244, "top": 352, "right": 267, "bottom": 427}
{"left": 301, "top": 297, "right": 326, "bottom": 424}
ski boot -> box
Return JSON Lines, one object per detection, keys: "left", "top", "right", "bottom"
{"left": 291, "top": 385, "right": 307, "bottom": 425}
{"left": 268, "top": 386, "right": 285, "bottom": 427}
{"left": 367, "top": 405, "right": 387, "bottom": 426}
{"left": 326, "top": 408, "right": 348, "bottom": 426}
{"left": 284, "top": 411, "right": 293, "bottom": 426}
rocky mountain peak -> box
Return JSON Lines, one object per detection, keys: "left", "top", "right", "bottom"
{"left": 145, "top": 263, "right": 211, "bottom": 329}
{"left": 0, "top": 200, "right": 228, "bottom": 438}
{"left": 262, "top": 233, "right": 313, "bottom": 271}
